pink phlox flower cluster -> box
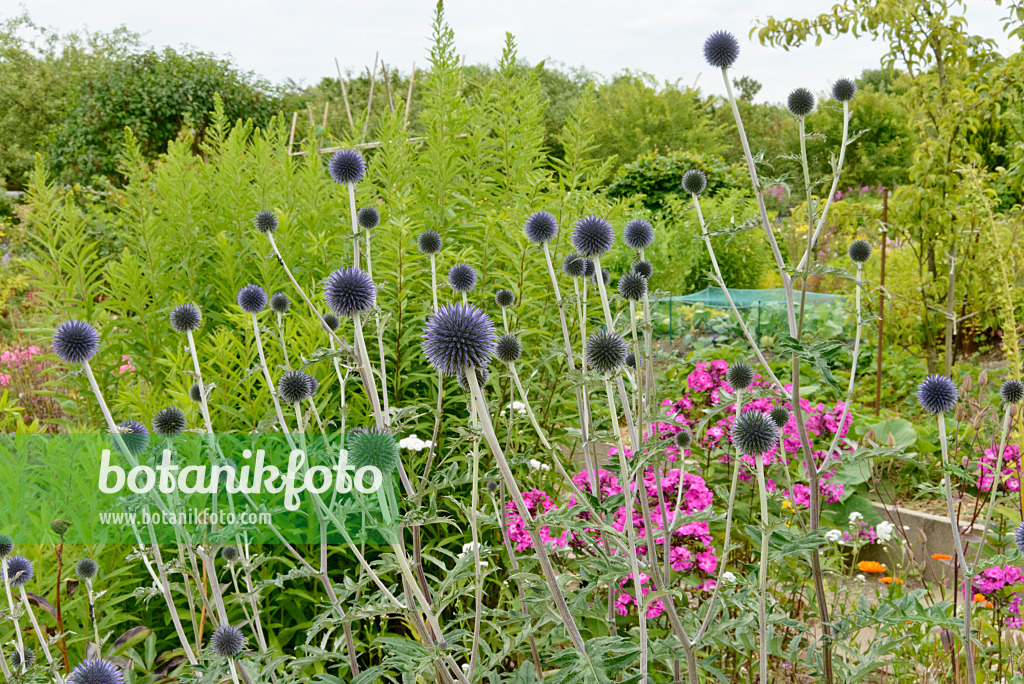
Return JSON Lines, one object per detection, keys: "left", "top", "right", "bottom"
{"left": 0, "top": 345, "right": 42, "bottom": 370}
{"left": 614, "top": 573, "right": 665, "bottom": 618}
{"left": 975, "top": 444, "right": 1021, "bottom": 493}
{"left": 973, "top": 565, "right": 1024, "bottom": 595}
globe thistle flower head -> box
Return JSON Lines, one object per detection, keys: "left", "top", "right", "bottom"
{"left": 347, "top": 427, "right": 400, "bottom": 475}
{"left": 704, "top": 31, "right": 740, "bottom": 68}
{"left": 75, "top": 558, "right": 98, "bottom": 580}
{"left": 113, "top": 420, "right": 149, "bottom": 457}
{"left": 787, "top": 87, "right": 816, "bottom": 117}
{"left": 572, "top": 215, "right": 614, "bottom": 257}
{"left": 306, "top": 374, "right": 320, "bottom": 396}
{"left": 417, "top": 229, "right": 443, "bottom": 255}
{"left": 633, "top": 260, "right": 654, "bottom": 279}
{"left": 1000, "top": 379, "right": 1024, "bottom": 405}
{"left": 447, "top": 263, "right": 478, "bottom": 293}
{"left": 593, "top": 267, "right": 611, "bottom": 287}
{"left": 221, "top": 545, "right": 239, "bottom": 562}
{"left": 237, "top": 284, "right": 267, "bottom": 314}
{"left": 328, "top": 149, "right": 366, "bottom": 185}
{"left": 10, "top": 646, "right": 34, "bottom": 670}
{"left": 1015, "top": 521, "right": 1024, "bottom": 555}
{"left": 674, "top": 430, "right": 692, "bottom": 449}
{"left": 322, "top": 313, "right": 340, "bottom": 332}
{"left": 152, "top": 406, "right": 186, "bottom": 435}
{"left": 486, "top": 480, "right": 498, "bottom": 492}
{"left": 727, "top": 362, "right": 754, "bottom": 390}
{"left": 617, "top": 271, "right": 647, "bottom": 301}
{"left": 681, "top": 169, "right": 708, "bottom": 195}
{"left": 917, "top": 375, "right": 959, "bottom": 414}
{"left": 584, "top": 329, "right": 628, "bottom": 375}
{"left": 169, "top": 303, "right": 202, "bottom": 334}
{"left": 769, "top": 405, "right": 791, "bottom": 429}
{"left": 623, "top": 219, "right": 654, "bottom": 250}
{"left": 253, "top": 210, "right": 278, "bottom": 234}
{"left": 52, "top": 320, "right": 100, "bottom": 365}
{"left": 324, "top": 266, "right": 377, "bottom": 317}
{"left": 269, "top": 292, "right": 291, "bottom": 314}
{"left": 457, "top": 366, "right": 490, "bottom": 393}
{"left": 0, "top": 534, "right": 11, "bottom": 557}
{"left": 848, "top": 240, "right": 872, "bottom": 264}
{"left": 189, "top": 382, "right": 204, "bottom": 403}
{"left": 278, "top": 371, "right": 312, "bottom": 404}
{"left": 582, "top": 257, "right": 596, "bottom": 278}
{"left": 832, "top": 77, "right": 857, "bottom": 103}
{"left": 6, "top": 556, "right": 33, "bottom": 586}
{"left": 494, "top": 289, "right": 516, "bottom": 308}
{"left": 496, "top": 334, "right": 522, "bottom": 364}
{"left": 422, "top": 303, "right": 496, "bottom": 377}
{"left": 210, "top": 624, "right": 246, "bottom": 658}
{"left": 524, "top": 211, "right": 558, "bottom": 244}
{"left": 731, "top": 411, "right": 779, "bottom": 455}
{"left": 562, "top": 253, "right": 586, "bottom": 278}
{"left": 625, "top": 351, "right": 643, "bottom": 369}
{"left": 67, "top": 658, "right": 124, "bottom": 684}
{"left": 357, "top": 206, "right": 380, "bottom": 230}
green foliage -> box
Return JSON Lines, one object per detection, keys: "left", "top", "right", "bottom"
{"left": 606, "top": 149, "right": 748, "bottom": 211}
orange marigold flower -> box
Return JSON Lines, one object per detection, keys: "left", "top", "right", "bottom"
{"left": 986, "top": 602, "right": 994, "bottom": 608}
{"left": 879, "top": 576, "right": 903, "bottom": 584}
{"left": 931, "top": 553, "right": 953, "bottom": 561}
{"left": 858, "top": 561, "right": 887, "bottom": 573}
{"left": 974, "top": 593, "right": 987, "bottom": 603}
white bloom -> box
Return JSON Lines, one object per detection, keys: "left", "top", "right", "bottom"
{"left": 824, "top": 529, "right": 843, "bottom": 543}
{"left": 529, "top": 458, "right": 551, "bottom": 472}
{"left": 507, "top": 401, "right": 527, "bottom": 415}
{"left": 856, "top": 574, "right": 865, "bottom": 581}
{"left": 457, "top": 542, "right": 488, "bottom": 568}
{"left": 399, "top": 434, "right": 432, "bottom": 451}
{"left": 875, "top": 520, "right": 895, "bottom": 543}
{"left": 848, "top": 511, "right": 864, "bottom": 523}
{"left": 721, "top": 571, "right": 737, "bottom": 584}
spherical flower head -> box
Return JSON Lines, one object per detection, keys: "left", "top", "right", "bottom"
{"left": 1001, "top": 379, "right": 1024, "bottom": 405}
{"left": 10, "top": 646, "right": 34, "bottom": 670}
{"left": 357, "top": 206, "right": 380, "bottom": 230}
{"left": 0, "top": 534, "right": 11, "bottom": 557}
{"left": 324, "top": 266, "right": 377, "bottom": 317}
{"left": 6, "top": 556, "right": 33, "bottom": 586}
{"left": 787, "top": 87, "right": 816, "bottom": 117}
{"left": 169, "top": 303, "right": 202, "bottom": 334}
{"left": 75, "top": 558, "right": 98, "bottom": 580}
{"left": 417, "top": 229, "right": 443, "bottom": 255}
{"left": 674, "top": 430, "right": 692, "bottom": 449}
{"left": 832, "top": 77, "right": 857, "bottom": 103}
{"left": 1015, "top": 521, "right": 1024, "bottom": 555}
{"left": 769, "top": 405, "right": 790, "bottom": 429}
{"left": 496, "top": 334, "right": 522, "bottom": 364}
{"left": 221, "top": 545, "right": 239, "bottom": 562}
{"left": 328, "top": 148, "right": 366, "bottom": 185}
{"left": 625, "top": 351, "right": 643, "bottom": 369}
{"left": 421, "top": 303, "right": 496, "bottom": 377}
{"left": 917, "top": 375, "right": 958, "bottom": 414}
{"left": 486, "top": 480, "right": 498, "bottom": 492}
{"left": 495, "top": 289, "right": 516, "bottom": 308}
{"left": 278, "top": 370, "right": 312, "bottom": 404}
{"left": 524, "top": 211, "right": 558, "bottom": 244}
{"left": 322, "top": 313, "right": 341, "bottom": 332}
{"left": 113, "top": 420, "right": 149, "bottom": 457}
{"left": 572, "top": 215, "right": 614, "bottom": 258}
{"left": 457, "top": 366, "right": 490, "bottom": 393}
{"left": 237, "top": 284, "right": 267, "bottom": 314}
{"left": 67, "top": 658, "right": 123, "bottom": 684}
{"left": 593, "top": 267, "right": 611, "bottom": 287}
{"left": 584, "top": 329, "right": 628, "bottom": 375}
{"left": 306, "top": 374, "right": 320, "bottom": 396}
{"left": 681, "top": 169, "right": 707, "bottom": 196}
{"left": 562, "top": 253, "right": 586, "bottom": 278}
{"left": 253, "top": 210, "right": 278, "bottom": 234}
{"left": 727, "top": 362, "right": 754, "bottom": 390}
{"left": 189, "top": 382, "right": 204, "bottom": 403}
{"left": 703, "top": 30, "right": 740, "bottom": 69}
{"left": 582, "top": 257, "right": 595, "bottom": 277}
{"left": 447, "top": 263, "right": 478, "bottom": 293}
{"left": 617, "top": 271, "right": 647, "bottom": 302}
{"left": 52, "top": 320, "right": 100, "bottom": 365}
{"left": 210, "top": 624, "right": 246, "bottom": 658}
{"left": 848, "top": 240, "right": 872, "bottom": 264}
{"left": 348, "top": 427, "right": 400, "bottom": 475}
{"left": 152, "top": 406, "right": 187, "bottom": 435}
{"left": 732, "top": 411, "right": 779, "bottom": 455}
{"left": 633, "top": 260, "right": 654, "bottom": 279}
{"left": 623, "top": 219, "right": 654, "bottom": 250}
{"left": 269, "top": 292, "right": 291, "bottom": 314}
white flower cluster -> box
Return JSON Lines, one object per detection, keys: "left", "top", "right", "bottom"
{"left": 875, "top": 520, "right": 895, "bottom": 543}
{"left": 824, "top": 529, "right": 843, "bottom": 543}
{"left": 399, "top": 434, "right": 433, "bottom": 451}
{"left": 529, "top": 458, "right": 551, "bottom": 472}
{"left": 457, "top": 542, "right": 488, "bottom": 568}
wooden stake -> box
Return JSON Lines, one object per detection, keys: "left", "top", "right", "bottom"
{"left": 404, "top": 62, "right": 416, "bottom": 127}
{"left": 287, "top": 111, "right": 298, "bottom": 155}
{"left": 322, "top": 102, "right": 330, "bottom": 127}
{"left": 455, "top": 55, "right": 466, "bottom": 97}
{"left": 381, "top": 61, "right": 395, "bottom": 114}
{"left": 875, "top": 187, "right": 888, "bottom": 416}
{"left": 335, "top": 58, "right": 354, "bottom": 127}
{"left": 361, "top": 53, "right": 378, "bottom": 142}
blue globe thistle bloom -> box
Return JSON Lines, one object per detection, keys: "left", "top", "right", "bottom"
{"left": 422, "top": 303, "right": 496, "bottom": 377}
{"left": 237, "top": 284, "right": 268, "bottom": 314}
{"left": 67, "top": 658, "right": 124, "bottom": 684}
{"left": 221, "top": 545, "right": 239, "bottom": 562}
{"left": 832, "top": 78, "right": 857, "bottom": 102}
{"left": 457, "top": 366, "right": 490, "bottom": 393}
{"left": 732, "top": 411, "right": 779, "bottom": 455}
{"left": 674, "top": 430, "right": 692, "bottom": 449}
{"left": 152, "top": 407, "right": 187, "bottom": 435}
{"left": 625, "top": 351, "right": 643, "bottom": 369}
{"left": 917, "top": 375, "right": 959, "bottom": 414}
{"left": 572, "top": 215, "right": 614, "bottom": 258}
{"left": 189, "top": 382, "right": 204, "bottom": 403}
{"left": 524, "top": 211, "right": 558, "bottom": 244}
{"left": 848, "top": 240, "right": 872, "bottom": 264}
{"left": 592, "top": 267, "right": 611, "bottom": 287}
{"left": 623, "top": 219, "right": 654, "bottom": 250}
{"left": 617, "top": 271, "right": 647, "bottom": 301}
{"left": 357, "top": 206, "right": 380, "bottom": 230}
{"left": 113, "top": 420, "right": 149, "bottom": 457}
{"left": 253, "top": 210, "right": 278, "bottom": 234}
{"left": 769, "top": 405, "right": 791, "bottom": 429}
{"left": 322, "top": 313, "right": 341, "bottom": 332}
{"left": 447, "top": 263, "right": 478, "bottom": 293}
{"left": 328, "top": 149, "right": 366, "bottom": 185}
{"left": 495, "top": 334, "right": 522, "bottom": 363}
{"left": 169, "top": 303, "right": 202, "bottom": 333}
{"left": 5, "top": 556, "right": 33, "bottom": 586}
{"left": 0, "top": 534, "right": 12, "bottom": 557}
{"left": 681, "top": 169, "right": 707, "bottom": 195}
{"left": 703, "top": 31, "right": 740, "bottom": 69}
{"left": 417, "top": 230, "right": 443, "bottom": 255}
{"left": 278, "top": 371, "right": 312, "bottom": 404}
{"left": 324, "top": 266, "right": 377, "bottom": 317}
{"left": 52, "top": 320, "right": 100, "bottom": 365}
{"left": 494, "top": 289, "right": 516, "bottom": 308}
{"left": 562, "top": 253, "right": 587, "bottom": 278}
{"left": 306, "top": 374, "right": 320, "bottom": 396}
{"left": 727, "top": 362, "right": 754, "bottom": 390}
{"left": 1015, "top": 522, "right": 1024, "bottom": 555}
{"left": 633, "top": 260, "right": 654, "bottom": 279}
{"left": 582, "top": 257, "right": 596, "bottom": 278}
{"left": 10, "top": 646, "right": 34, "bottom": 670}
{"left": 584, "top": 329, "right": 628, "bottom": 374}
{"left": 347, "top": 427, "right": 401, "bottom": 475}
{"left": 210, "top": 624, "right": 246, "bottom": 658}
{"left": 75, "top": 558, "right": 98, "bottom": 580}
{"left": 1001, "top": 379, "right": 1024, "bottom": 405}
{"left": 787, "top": 88, "right": 816, "bottom": 117}
{"left": 269, "top": 292, "right": 291, "bottom": 314}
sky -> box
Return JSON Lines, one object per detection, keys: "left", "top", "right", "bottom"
{"left": 8, "top": 0, "right": 1021, "bottom": 103}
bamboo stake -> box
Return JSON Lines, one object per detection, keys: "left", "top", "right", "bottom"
{"left": 335, "top": 58, "right": 354, "bottom": 127}
{"left": 381, "top": 61, "right": 395, "bottom": 113}
{"left": 361, "top": 53, "right": 378, "bottom": 142}
{"left": 322, "top": 102, "right": 330, "bottom": 127}
{"left": 287, "top": 111, "right": 298, "bottom": 155}
{"left": 404, "top": 62, "right": 415, "bottom": 126}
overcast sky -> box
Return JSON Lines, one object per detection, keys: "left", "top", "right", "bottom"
{"left": 10, "top": 0, "right": 1020, "bottom": 103}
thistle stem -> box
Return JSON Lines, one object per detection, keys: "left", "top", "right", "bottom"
{"left": 974, "top": 405, "right": 1014, "bottom": 564}
{"left": 251, "top": 314, "right": 297, "bottom": 451}
{"left": 819, "top": 264, "right": 864, "bottom": 473}
{"left": 348, "top": 183, "right": 360, "bottom": 268}
{"left": 2, "top": 559, "right": 27, "bottom": 674}
{"left": 19, "top": 586, "right": 54, "bottom": 667}
{"left": 753, "top": 451, "right": 771, "bottom": 684}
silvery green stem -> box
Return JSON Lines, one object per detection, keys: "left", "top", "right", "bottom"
{"left": 348, "top": 183, "right": 360, "bottom": 268}
{"left": 467, "top": 402, "right": 483, "bottom": 679}
{"left": 798, "top": 101, "right": 851, "bottom": 271}
{"left": 327, "top": 336, "right": 348, "bottom": 442}
{"left": 275, "top": 312, "right": 291, "bottom": 369}
{"left": 974, "top": 404, "right": 1014, "bottom": 564}
{"left": 251, "top": 314, "right": 297, "bottom": 451}
{"left": 18, "top": 586, "right": 54, "bottom": 668}
{"left": 363, "top": 230, "right": 392, "bottom": 422}
{"left": 604, "top": 377, "right": 648, "bottom": 682}
{"left": 638, "top": 246, "right": 656, "bottom": 438}
{"left": 227, "top": 658, "right": 241, "bottom": 684}
{"left": 464, "top": 368, "right": 589, "bottom": 654}
{"left": 796, "top": 117, "right": 817, "bottom": 336}
{"left": 0, "top": 638, "right": 9, "bottom": 679}
{"left": 753, "top": 451, "right": 771, "bottom": 684}
{"left": 819, "top": 263, "right": 864, "bottom": 473}
{"left": 351, "top": 312, "right": 385, "bottom": 430}
{"left": 199, "top": 549, "right": 230, "bottom": 625}
{"left": 143, "top": 517, "right": 200, "bottom": 664}
{"left": 939, "top": 416, "right": 976, "bottom": 684}
{"left": 429, "top": 254, "right": 439, "bottom": 312}
{"left": 186, "top": 329, "right": 217, "bottom": 438}
{"left": 628, "top": 300, "right": 642, "bottom": 419}
{"left": 2, "top": 559, "right": 27, "bottom": 673}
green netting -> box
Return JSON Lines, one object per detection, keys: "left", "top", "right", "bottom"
{"left": 660, "top": 287, "right": 841, "bottom": 308}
